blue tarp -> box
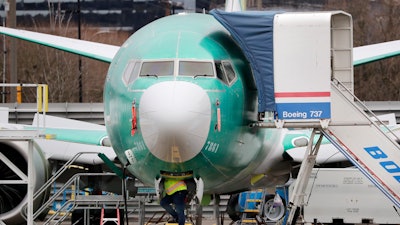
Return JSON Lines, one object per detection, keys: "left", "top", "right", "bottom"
{"left": 210, "top": 9, "right": 282, "bottom": 112}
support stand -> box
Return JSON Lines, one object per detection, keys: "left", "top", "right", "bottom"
{"left": 285, "top": 128, "right": 323, "bottom": 225}
{"left": 213, "top": 194, "right": 221, "bottom": 225}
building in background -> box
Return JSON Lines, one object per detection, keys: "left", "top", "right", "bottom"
{"left": 0, "top": 0, "right": 200, "bottom": 31}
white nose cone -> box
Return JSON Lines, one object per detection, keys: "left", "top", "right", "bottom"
{"left": 139, "top": 81, "right": 211, "bottom": 163}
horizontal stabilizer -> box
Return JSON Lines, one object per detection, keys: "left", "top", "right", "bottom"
{"left": 0, "top": 120, "right": 115, "bottom": 164}
{"left": 286, "top": 144, "right": 347, "bottom": 164}
{"left": 35, "top": 139, "right": 116, "bottom": 164}
{"left": 33, "top": 114, "right": 108, "bottom": 146}
{"left": 33, "top": 114, "right": 105, "bottom": 130}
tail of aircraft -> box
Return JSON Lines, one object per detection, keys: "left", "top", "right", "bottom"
{"left": 225, "top": 0, "right": 245, "bottom": 12}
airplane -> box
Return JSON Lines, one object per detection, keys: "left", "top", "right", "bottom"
{"left": 1, "top": 2, "right": 400, "bottom": 225}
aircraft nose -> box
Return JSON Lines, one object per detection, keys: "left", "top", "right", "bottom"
{"left": 139, "top": 81, "right": 211, "bottom": 163}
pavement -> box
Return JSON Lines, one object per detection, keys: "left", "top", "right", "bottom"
{"left": 35, "top": 216, "right": 225, "bottom": 225}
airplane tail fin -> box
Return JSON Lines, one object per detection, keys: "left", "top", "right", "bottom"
{"left": 225, "top": 0, "right": 245, "bottom": 12}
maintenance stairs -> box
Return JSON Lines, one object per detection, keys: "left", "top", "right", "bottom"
{"left": 240, "top": 190, "right": 265, "bottom": 224}
{"left": 16, "top": 151, "right": 154, "bottom": 225}
{"left": 259, "top": 80, "right": 400, "bottom": 224}
{"left": 323, "top": 81, "right": 400, "bottom": 207}
{"left": 37, "top": 173, "right": 144, "bottom": 225}
{"left": 240, "top": 11, "right": 400, "bottom": 224}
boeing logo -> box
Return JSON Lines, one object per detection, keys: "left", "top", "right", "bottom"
{"left": 282, "top": 111, "right": 307, "bottom": 119}
{"left": 364, "top": 146, "right": 400, "bottom": 183}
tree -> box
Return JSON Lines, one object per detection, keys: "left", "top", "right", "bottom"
{"left": 0, "top": 20, "right": 129, "bottom": 103}
{"left": 325, "top": 0, "right": 400, "bottom": 101}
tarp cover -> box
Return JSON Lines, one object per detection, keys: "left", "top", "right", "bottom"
{"left": 210, "top": 9, "right": 282, "bottom": 112}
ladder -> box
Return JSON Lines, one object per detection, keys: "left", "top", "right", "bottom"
{"left": 100, "top": 207, "right": 120, "bottom": 225}
{"left": 240, "top": 190, "right": 265, "bottom": 224}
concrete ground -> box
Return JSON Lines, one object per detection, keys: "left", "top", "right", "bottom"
{"left": 35, "top": 217, "right": 222, "bottom": 225}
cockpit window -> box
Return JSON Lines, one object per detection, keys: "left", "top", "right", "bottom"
{"left": 124, "top": 60, "right": 236, "bottom": 84}
{"left": 215, "top": 61, "right": 228, "bottom": 83}
{"left": 223, "top": 62, "right": 236, "bottom": 83}
{"left": 215, "top": 61, "right": 237, "bottom": 85}
{"left": 123, "top": 61, "right": 141, "bottom": 85}
{"left": 140, "top": 61, "right": 174, "bottom": 77}
{"left": 179, "top": 61, "right": 214, "bottom": 77}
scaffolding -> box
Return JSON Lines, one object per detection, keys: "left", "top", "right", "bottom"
{"left": 0, "top": 129, "right": 39, "bottom": 225}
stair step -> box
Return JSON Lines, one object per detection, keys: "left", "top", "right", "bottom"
{"left": 241, "top": 219, "right": 257, "bottom": 223}
{"left": 244, "top": 209, "right": 259, "bottom": 213}
{"left": 246, "top": 199, "right": 262, "bottom": 202}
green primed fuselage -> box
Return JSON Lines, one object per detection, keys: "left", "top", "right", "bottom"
{"left": 104, "top": 13, "right": 289, "bottom": 194}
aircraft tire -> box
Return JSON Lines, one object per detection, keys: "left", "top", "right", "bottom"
{"left": 226, "top": 194, "right": 241, "bottom": 221}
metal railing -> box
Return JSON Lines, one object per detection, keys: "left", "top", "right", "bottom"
{"left": 20, "top": 152, "right": 112, "bottom": 223}
{"left": 42, "top": 173, "right": 141, "bottom": 225}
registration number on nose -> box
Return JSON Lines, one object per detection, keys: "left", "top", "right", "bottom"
{"left": 205, "top": 141, "right": 220, "bottom": 153}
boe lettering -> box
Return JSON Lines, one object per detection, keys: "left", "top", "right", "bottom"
{"left": 364, "top": 146, "right": 400, "bottom": 183}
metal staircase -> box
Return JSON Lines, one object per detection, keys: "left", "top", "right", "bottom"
{"left": 283, "top": 80, "right": 400, "bottom": 225}
{"left": 41, "top": 173, "right": 139, "bottom": 225}
{"left": 15, "top": 151, "right": 144, "bottom": 225}
{"left": 324, "top": 80, "right": 400, "bottom": 207}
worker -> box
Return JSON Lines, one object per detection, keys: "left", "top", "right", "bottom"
{"left": 160, "top": 178, "right": 188, "bottom": 225}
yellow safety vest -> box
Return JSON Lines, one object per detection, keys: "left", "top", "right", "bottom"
{"left": 165, "top": 179, "right": 187, "bottom": 195}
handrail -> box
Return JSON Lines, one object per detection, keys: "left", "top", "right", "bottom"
{"left": 44, "top": 199, "right": 77, "bottom": 225}
{"left": 42, "top": 173, "right": 132, "bottom": 225}
{"left": 332, "top": 78, "right": 400, "bottom": 145}
{"left": 33, "top": 152, "right": 101, "bottom": 200}
{"left": 21, "top": 152, "right": 104, "bottom": 221}
{"left": 42, "top": 173, "right": 141, "bottom": 225}
{"left": 33, "top": 172, "right": 116, "bottom": 219}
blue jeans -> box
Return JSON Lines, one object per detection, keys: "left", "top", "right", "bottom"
{"left": 160, "top": 190, "right": 187, "bottom": 225}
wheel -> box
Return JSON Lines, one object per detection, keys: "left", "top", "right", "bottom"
{"left": 226, "top": 194, "right": 241, "bottom": 221}
{"left": 263, "top": 194, "right": 285, "bottom": 221}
